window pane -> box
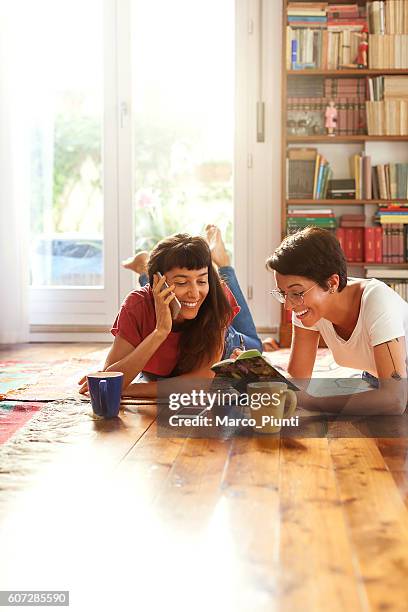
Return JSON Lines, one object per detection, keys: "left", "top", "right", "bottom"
{"left": 29, "top": 0, "right": 103, "bottom": 287}
{"left": 131, "top": 0, "right": 234, "bottom": 255}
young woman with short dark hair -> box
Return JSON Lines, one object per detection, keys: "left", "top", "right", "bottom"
{"left": 267, "top": 227, "right": 408, "bottom": 415}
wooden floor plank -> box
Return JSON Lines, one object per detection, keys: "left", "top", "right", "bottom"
{"left": 218, "top": 436, "right": 282, "bottom": 610}
{"left": 377, "top": 439, "right": 408, "bottom": 509}
{"left": 0, "top": 404, "right": 158, "bottom": 519}
{"left": 278, "top": 438, "right": 365, "bottom": 612}
{"left": 330, "top": 437, "right": 408, "bottom": 611}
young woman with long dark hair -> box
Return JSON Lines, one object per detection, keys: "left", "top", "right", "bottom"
{"left": 79, "top": 227, "right": 261, "bottom": 398}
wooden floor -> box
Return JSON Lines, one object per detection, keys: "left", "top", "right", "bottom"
{"left": 1, "top": 344, "right": 408, "bottom": 612}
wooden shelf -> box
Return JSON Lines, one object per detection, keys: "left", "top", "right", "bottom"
{"left": 286, "top": 199, "right": 408, "bottom": 205}
{"left": 347, "top": 262, "right": 408, "bottom": 268}
{"left": 361, "top": 263, "right": 408, "bottom": 268}
{"left": 287, "top": 69, "right": 408, "bottom": 77}
{"left": 287, "top": 135, "right": 408, "bottom": 143}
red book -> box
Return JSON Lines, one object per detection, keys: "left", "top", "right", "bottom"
{"left": 364, "top": 227, "right": 375, "bottom": 263}
{"left": 336, "top": 227, "right": 345, "bottom": 253}
{"left": 374, "top": 227, "right": 383, "bottom": 263}
{"left": 354, "top": 228, "right": 364, "bottom": 262}
{"left": 344, "top": 228, "right": 354, "bottom": 261}
{"left": 379, "top": 207, "right": 408, "bottom": 212}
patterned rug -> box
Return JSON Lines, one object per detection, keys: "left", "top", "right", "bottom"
{"left": 0, "top": 359, "right": 55, "bottom": 394}
{"left": 0, "top": 350, "right": 107, "bottom": 445}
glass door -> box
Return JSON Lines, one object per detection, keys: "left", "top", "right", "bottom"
{"left": 130, "top": 0, "right": 235, "bottom": 256}
{"left": 28, "top": 0, "right": 118, "bottom": 330}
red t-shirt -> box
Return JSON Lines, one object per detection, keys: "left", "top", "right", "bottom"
{"left": 111, "top": 284, "right": 240, "bottom": 376}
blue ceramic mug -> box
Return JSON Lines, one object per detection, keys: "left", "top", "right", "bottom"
{"left": 87, "top": 372, "right": 124, "bottom": 418}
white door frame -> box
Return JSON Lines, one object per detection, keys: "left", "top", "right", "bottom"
{"left": 29, "top": 0, "right": 124, "bottom": 342}
{"left": 234, "top": 0, "right": 281, "bottom": 334}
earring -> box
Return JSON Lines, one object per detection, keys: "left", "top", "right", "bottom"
{"left": 330, "top": 287, "right": 335, "bottom": 294}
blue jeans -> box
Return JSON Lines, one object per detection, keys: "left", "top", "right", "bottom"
{"left": 139, "top": 266, "right": 262, "bottom": 359}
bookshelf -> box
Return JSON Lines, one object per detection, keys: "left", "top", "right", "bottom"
{"left": 288, "top": 69, "right": 408, "bottom": 76}
{"left": 287, "top": 199, "right": 408, "bottom": 204}
{"left": 287, "top": 135, "right": 408, "bottom": 142}
{"left": 280, "top": 0, "right": 408, "bottom": 347}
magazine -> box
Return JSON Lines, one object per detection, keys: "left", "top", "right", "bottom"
{"left": 211, "top": 349, "right": 299, "bottom": 391}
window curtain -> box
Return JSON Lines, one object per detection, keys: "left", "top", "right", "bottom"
{"left": 0, "top": 6, "right": 30, "bottom": 343}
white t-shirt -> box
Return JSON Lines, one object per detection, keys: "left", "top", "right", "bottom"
{"left": 292, "top": 278, "right": 408, "bottom": 376}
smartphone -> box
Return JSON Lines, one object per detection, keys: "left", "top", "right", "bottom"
{"left": 157, "top": 272, "right": 182, "bottom": 320}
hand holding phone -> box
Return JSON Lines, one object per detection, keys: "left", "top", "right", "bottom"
{"left": 156, "top": 272, "right": 181, "bottom": 320}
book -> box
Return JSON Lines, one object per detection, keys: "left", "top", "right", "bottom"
{"left": 365, "top": 268, "right": 408, "bottom": 279}
{"left": 365, "top": 227, "right": 376, "bottom": 262}
{"left": 211, "top": 349, "right": 299, "bottom": 391}
{"left": 288, "top": 159, "right": 316, "bottom": 198}
{"left": 328, "top": 178, "right": 356, "bottom": 198}
{"left": 374, "top": 226, "right": 383, "bottom": 263}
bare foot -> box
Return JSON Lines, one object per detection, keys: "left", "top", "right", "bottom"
{"left": 262, "top": 337, "right": 280, "bottom": 352}
{"left": 205, "top": 224, "right": 230, "bottom": 267}
{"left": 122, "top": 251, "right": 149, "bottom": 275}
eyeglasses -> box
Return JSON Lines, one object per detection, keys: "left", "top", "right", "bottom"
{"left": 270, "top": 283, "right": 318, "bottom": 306}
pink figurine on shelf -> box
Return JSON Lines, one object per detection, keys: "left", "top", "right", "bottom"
{"left": 325, "top": 100, "right": 337, "bottom": 136}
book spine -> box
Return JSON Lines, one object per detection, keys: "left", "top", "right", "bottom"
{"left": 344, "top": 228, "right": 354, "bottom": 261}
{"left": 365, "top": 227, "right": 376, "bottom": 262}
{"left": 374, "top": 226, "right": 383, "bottom": 263}
{"left": 354, "top": 228, "right": 364, "bottom": 262}
{"left": 363, "top": 155, "right": 372, "bottom": 200}
{"left": 382, "top": 225, "right": 388, "bottom": 264}
{"left": 336, "top": 227, "right": 345, "bottom": 253}
{"left": 291, "top": 39, "right": 298, "bottom": 68}
{"left": 398, "top": 223, "right": 404, "bottom": 263}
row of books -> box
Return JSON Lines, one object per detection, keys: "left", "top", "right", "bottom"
{"left": 376, "top": 207, "right": 408, "bottom": 225}
{"left": 374, "top": 165, "right": 408, "bottom": 200}
{"left": 287, "top": 208, "right": 336, "bottom": 231}
{"left": 350, "top": 157, "right": 408, "bottom": 200}
{"left": 288, "top": 30, "right": 408, "bottom": 70}
{"left": 367, "top": 75, "right": 408, "bottom": 101}
{"left": 286, "top": 208, "right": 408, "bottom": 263}
{"left": 337, "top": 225, "right": 407, "bottom": 263}
{"left": 368, "top": 2, "right": 408, "bottom": 35}
{"left": 287, "top": 3, "right": 366, "bottom": 69}
{"left": 287, "top": 149, "right": 333, "bottom": 199}
{"left": 288, "top": 1, "right": 408, "bottom": 35}
{"left": 287, "top": 75, "right": 366, "bottom": 98}
{"left": 287, "top": 98, "right": 366, "bottom": 136}
{"left": 369, "top": 34, "right": 408, "bottom": 68}
{"left": 365, "top": 99, "right": 408, "bottom": 135}
{"left": 287, "top": 27, "right": 365, "bottom": 70}
{"left": 286, "top": 1, "right": 408, "bottom": 69}
{"left": 287, "top": 148, "right": 408, "bottom": 201}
